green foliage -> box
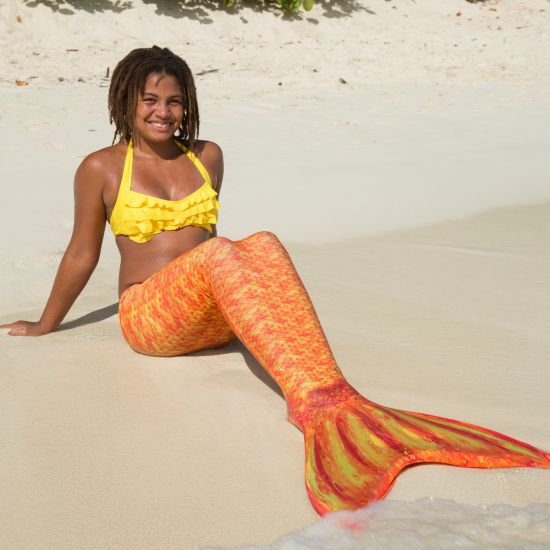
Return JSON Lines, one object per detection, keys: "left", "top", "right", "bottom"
{"left": 224, "top": 0, "right": 315, "bottom": 12}
{"left": 25, "top": 0, "right": 317, "bottom": 15}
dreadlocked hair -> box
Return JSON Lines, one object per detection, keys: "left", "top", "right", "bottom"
{"left": 108, "top": 46, "right": 199, "bottom": 149}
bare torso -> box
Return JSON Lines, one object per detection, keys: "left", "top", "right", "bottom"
{"left": 99, "top": 140, "right": 222, "bottom": 296}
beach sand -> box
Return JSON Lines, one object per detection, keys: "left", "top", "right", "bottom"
{"left": 1, "top": 0, "right": 549, "bottom": 548}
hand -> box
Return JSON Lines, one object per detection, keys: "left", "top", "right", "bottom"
{"left": 0, "top": 320, "right": 52, "bottom": 337}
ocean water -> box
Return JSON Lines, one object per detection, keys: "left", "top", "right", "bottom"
{"left": 204, "top": 498, "right": 550, "bottom": 550}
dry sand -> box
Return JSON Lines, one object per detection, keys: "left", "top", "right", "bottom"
{"left": 1, "top": 0, "right": 549, "bottom": 548}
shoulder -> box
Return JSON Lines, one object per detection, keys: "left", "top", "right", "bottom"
{"left": 192, "top": 140, "right": 223, "bottom": 164}
{"left": 191, "top": 140, "right": 224, "bottom": 190}
{"left": 74, "top": 143, "right": 126, "bottom": 191}
{"left": 77, "top": 143, "right": 125, "bottom": 178}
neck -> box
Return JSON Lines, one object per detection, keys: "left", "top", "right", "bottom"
{"left": 132, "top": 134, "right": 182, "bottom": 161}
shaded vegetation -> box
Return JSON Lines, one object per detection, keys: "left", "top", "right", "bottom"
{"left": 23, "top": 0, "right": 368, "bottom": 16}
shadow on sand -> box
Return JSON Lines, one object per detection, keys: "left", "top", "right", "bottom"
{"left": 23, "top": 0, "right": 372, "bottom": 22}
{"left": 57, "top": 302, "right": 119, "bottom": 331}
{"left": 189, "top": 339, "right": 285, "bottom": 399}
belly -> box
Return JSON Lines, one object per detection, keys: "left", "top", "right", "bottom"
{"left": 116, "top": 226, "right": 211, "bottom": 296}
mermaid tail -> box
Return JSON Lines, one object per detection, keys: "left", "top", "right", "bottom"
{"left": 299, "top": 386, "right": 550, "bottom": 515}
{"left": 118, "top": 231, "right": 550, "bottom": 515}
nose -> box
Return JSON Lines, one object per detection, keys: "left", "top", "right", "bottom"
{"left": 155, "top": 101, "right": 171, "bottom": 118}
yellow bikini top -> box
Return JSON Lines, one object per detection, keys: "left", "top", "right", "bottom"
{"left": 109, "top": 139, "right": 219, "bottom": 243}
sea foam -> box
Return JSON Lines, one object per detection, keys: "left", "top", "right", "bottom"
{"left": 204, "top": 498, "right": 550, "bottom": 550}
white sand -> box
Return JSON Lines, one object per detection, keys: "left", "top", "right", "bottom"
{"left": 1, "top": 1, "right": 549, "bottom": 548}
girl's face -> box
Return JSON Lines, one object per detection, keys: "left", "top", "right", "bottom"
{"left": 134, "top": 72, "right": 184, "bottom": 143}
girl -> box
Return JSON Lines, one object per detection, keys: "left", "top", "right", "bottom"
{"left": 2, "top": 46, "right": 549, "bottom": 515}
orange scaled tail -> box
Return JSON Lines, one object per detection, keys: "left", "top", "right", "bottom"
{"left": 118, "top": 231, "right": 550, "bottom": 516}
{"left": 301, "top": 389, "right": 550, "bottom": 515}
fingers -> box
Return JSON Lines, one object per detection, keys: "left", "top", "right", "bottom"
{"left": 0, "top": 321, "right": 31, "bottom": 336}
{"left": 0, "top": 321, "right": 23, "bottom": 329}
{"left": 0, "top": 323, "right": 21, "bottom": 334}
{"left": 8, "top": 325, "right": 28, "bottom": 336}
{"left": 0, "top": 321, "right": 49, "bottom": 336}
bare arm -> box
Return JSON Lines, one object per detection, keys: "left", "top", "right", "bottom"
{"left": 1, "top": 155, "right": 107, "bottom": 336}
{"left": 203, "top": 141, "right": 224, "bottom": 239}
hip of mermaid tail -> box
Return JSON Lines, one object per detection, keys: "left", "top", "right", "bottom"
{"left": 298, "top": 389, "right": 550, "bottom": 516}
{"left": 118, "top": 284, "right": 138, "bottom": 308}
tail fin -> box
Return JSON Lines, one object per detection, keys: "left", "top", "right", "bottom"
{"left": 303, "top": 395, "right": 550, "bottom": 515}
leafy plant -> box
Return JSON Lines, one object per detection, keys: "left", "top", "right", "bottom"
{"left": 224, "top": 0, "right": 315, "bottom": 12}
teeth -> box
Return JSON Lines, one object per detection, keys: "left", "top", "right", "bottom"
{"left": 151, "top": 122, "right": 170, "bottom": 129}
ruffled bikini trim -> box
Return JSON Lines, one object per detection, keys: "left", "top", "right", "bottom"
{"left": 112, "top": 184, "right": 220, "bottom": 243}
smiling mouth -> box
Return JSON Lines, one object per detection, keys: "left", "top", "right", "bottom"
{"left": 149, "top": 121, "right": 172, "bottom": 131}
